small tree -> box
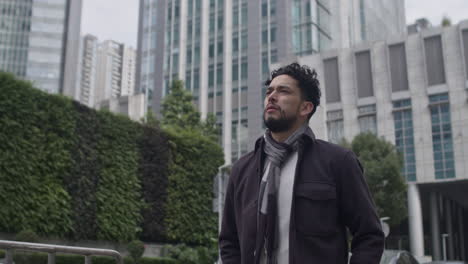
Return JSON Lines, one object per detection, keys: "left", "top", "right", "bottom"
{"left": 441, "top": 16, "right": 452, "bottom": 27}
{"left": 348, "top": 132, "right": 407, "bottom": 226}
{"left": 161, "top": 79, "right": 220, "bottom": 141}
{"left": 127, "top": 240, "right": 145, "bottom": 264}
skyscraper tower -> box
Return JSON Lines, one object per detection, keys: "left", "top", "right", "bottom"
{"left": 0, "top": 0, "right": 82, "bottom": 97}
{"left": 137, "top": 0, "right": 406, "bottom": 163}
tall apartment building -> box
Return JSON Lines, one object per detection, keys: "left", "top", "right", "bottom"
{"left": 94, "top": 40, "right": 136, "bottom": 106}
{"left": 77, "top": 34, "right": 98, "bottom": 107}
{"left": 282, "top": 20, "right": 468, "bottom": 261}
{"left": 0, "top": 0, "right": 82, "bottom": 97}
{"left": 136, "top": 0, "right": 406, "bottom": 163}
{"left": 331, "top": 0, "right": 406, "bottom": 48}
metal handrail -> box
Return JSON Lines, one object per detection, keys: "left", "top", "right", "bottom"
{"left": 0, "top": 240, "right": 124, "bottom": 264}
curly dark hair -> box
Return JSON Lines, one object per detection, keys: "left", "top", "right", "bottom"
{"left": 264, "top": 62, "right": 321, "bottom": 119}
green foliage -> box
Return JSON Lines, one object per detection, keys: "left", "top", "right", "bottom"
{"left": 161, "top": 79, "right": 224, "bottom": 245}
{"left": 0, "top": 72, "right": 222, "bottom": 245}
{"left": 127, "top": 240, "right": 145, "bottom": 263}
{"left": 66, "top": 101, "right": 100, "bottom": 240}
{"left": 0, "top": 72, "right": 73, "bottom": 236}
{"left": 349, "top": 132, "right": 407, "bottom": 226}
{"left": 137, "top": 125, "right": 170, "bottom": 242}
{"left": 161, "top": 80, "right": 201, "bottom": 130}
{"left": 161, "top": 80, "right": 219, "bottom": 141}
{"left": 15, "top": 230, "right": 40, "bottom": 242}
{"left": 441, "top": 16, "right": 451, "bottom": 27}
{"left": 164, "top": 242, "right": 218, "bottom": 264}
{"left": 164, "top": 129, "right": 223, "bottom": 245}
{"left": 95, "top": 111, "right": 144, "bottom": 242}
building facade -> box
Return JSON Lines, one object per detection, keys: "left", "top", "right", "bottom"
{"left": 77, "top": 34, "right": 98, "bottom": 107}
{"left": 94, "top": 40, "right": 136, "bottom": 106}
{"left": 136, "top": 0, "right": 405, "bottom": 163}
{"left": 330, "top": 0, "right": 405, "bottom": 49}
{"left": 286, "top": 21, "right": 468, "bottom": 261}
{"left": 0, "top": 0, "right": 82, "bottom": 96}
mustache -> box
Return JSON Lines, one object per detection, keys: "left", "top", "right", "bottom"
{"left": 264, "top": 104, "right": 280, "bottom": 112}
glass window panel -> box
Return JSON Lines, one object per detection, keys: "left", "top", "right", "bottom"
{"left": 424, "top": 35, "right": 446, "bottom": 85}
{"left": 389, "top": 43, "right": 409, "bottom": 92}
{"left": 355, "top": 50, "right": 374, "bottom": 98}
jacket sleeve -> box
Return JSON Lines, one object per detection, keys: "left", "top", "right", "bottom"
{"left": 219, "top": 168, "right": 241, "bottom": 263}
{"left": 338, "top": 151, "right": 385, "bottom": 264}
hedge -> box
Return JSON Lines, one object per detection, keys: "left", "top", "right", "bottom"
{"left": 165, "top": 128, "right": 223, "bottom": 245}
{"left": 0, "top": 73, "right": 73, "bottom": 236}
{"left": 0, "top": 72, "right": 223, "bottom": 245}
{"left": 138, "top": 125, "right": 170, "bottom": 242}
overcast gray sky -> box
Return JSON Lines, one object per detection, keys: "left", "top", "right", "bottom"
{"left": 81, "top": 0, "right": 468, "bottom": 48}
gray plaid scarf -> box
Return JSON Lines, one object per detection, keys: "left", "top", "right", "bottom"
{"left": 258, "top": 123, "right": 310, "bottom": 263}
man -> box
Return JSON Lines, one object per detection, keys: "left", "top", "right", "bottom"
{"left": 219, "top": 63, "right": 384, "bottom": 264}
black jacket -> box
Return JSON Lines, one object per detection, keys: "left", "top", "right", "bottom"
{"left": 219, "top": 131, "right": 385, "bottom": 264}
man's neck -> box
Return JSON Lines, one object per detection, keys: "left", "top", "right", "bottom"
{"left": 271, "top": 121, "right": 308, "bottom": 143}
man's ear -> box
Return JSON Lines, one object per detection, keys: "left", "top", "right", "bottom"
{"left": 300, "top": 101, "right": 314, "bottom": 117}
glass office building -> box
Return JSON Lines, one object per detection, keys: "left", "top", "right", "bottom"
{"left": 0, "top": 0, "right": 82, "bottom": 96}
{"left": 137, "top": 0, "right": 405, "bottom": 163}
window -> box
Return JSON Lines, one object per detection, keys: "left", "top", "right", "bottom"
{"left": 216, "top": 64, "right": 223, "bottom": 85}
{"left": 393, "top": 99, "right": 416, "bottom": 181}
{"left": 209, "top": 43, "right": 214, "bottom": 58}
{"left": 355, "top": 50, "right": 374, "bottom": 98}
{"left": 323, "top": 57, "right": 340, "bottom": 103}
{"left": 217, "top": 41, "right": 223, "bottom": 55}
{"left": 424, "top": 35, "right": 446, "bottom": 85}
{"left": 271, "top": 27, "right": 277, "bottom": 43}
{"left": 327, "top": 110, "right": 344, "bottom": 144}
{"left": 462, "top": 30, "right": 468, "bottom": 79}
{"left": 429, "top": 93, "right": 455, "bottom": 179}
{"left": 208, "top": 66, "right": 214, "bottom": 86}
{"left": 262, "top": 30, "right": 268, "bottom": 45}
{"left": 389, "top": 43, "right": 409, "bottom": 92}
{"left": 261, "top": 2, "right": 268, "bottom": 17}
{"left": 232, "top": 37, "right": 239, "bottom": 52}
{"left": 241, "top": 62, "right": 248, "bottom": 80}
{"left": 358, "top": 105, "right": 377, "bottom": 134}
{"left": 232, "top": 60, "right": 239, "bottom": 81}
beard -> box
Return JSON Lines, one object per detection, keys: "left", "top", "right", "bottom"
{"left": 263, "top": 108, "right": 297, "bottom": 133}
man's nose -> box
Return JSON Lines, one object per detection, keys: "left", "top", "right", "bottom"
{"left": 267, "top": 90, "right": 278, "bottom": 103}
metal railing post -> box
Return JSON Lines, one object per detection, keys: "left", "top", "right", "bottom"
{"left": 85, "top": 255, "right": 92, "bottom": 264}
{"left": 47, "top": 252, "right": 56, "bottom": 264}
{"left": 5, "top": 249, "right": 13, "bottom": 264}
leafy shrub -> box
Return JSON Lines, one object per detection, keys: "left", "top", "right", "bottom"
{"left": 14, "top": 230, "right": 40, "bottom": 242}
{"left": 127, "top": 240, "right": 145, "bottom": 263}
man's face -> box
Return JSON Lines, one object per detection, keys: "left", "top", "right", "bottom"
{"left": 263, "top": 74, "right": 311, "bottom": 133}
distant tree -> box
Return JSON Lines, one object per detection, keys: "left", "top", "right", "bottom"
{"left": 161, "top": 79, "right": 220, "bottom": 141}
{"left": 347, "top": 132, "right": 407, "bottom": 226}
{"left": 441, "top": 16, "right": 452, "bottom": 27}
{"left": 142, "top": 108, "right": 160, "bottom": 128}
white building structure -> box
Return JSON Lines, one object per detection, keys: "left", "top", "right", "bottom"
{"left": 95, "top": 40, "right": 137, "bottom": 104}
{"left": 77, "top": 34, "right": 98, "bottom": 107}
{"left": 282, "top": 20, "right": 468, "bottom": 261}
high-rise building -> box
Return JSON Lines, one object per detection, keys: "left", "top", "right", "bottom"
{"left": 0, "top": 0, "right": 82, "bottom": 97}
{"left": 136, "top": 0, "right": 406, "bottom": 163}
{"left": 331, "top": 0, "right": 406, "bottom": 48}
{"left": 94, "top": 40, "right": 136, "bottom": 106}
{"left": 77, "top": 34, "right": 98, "bottom": 107}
